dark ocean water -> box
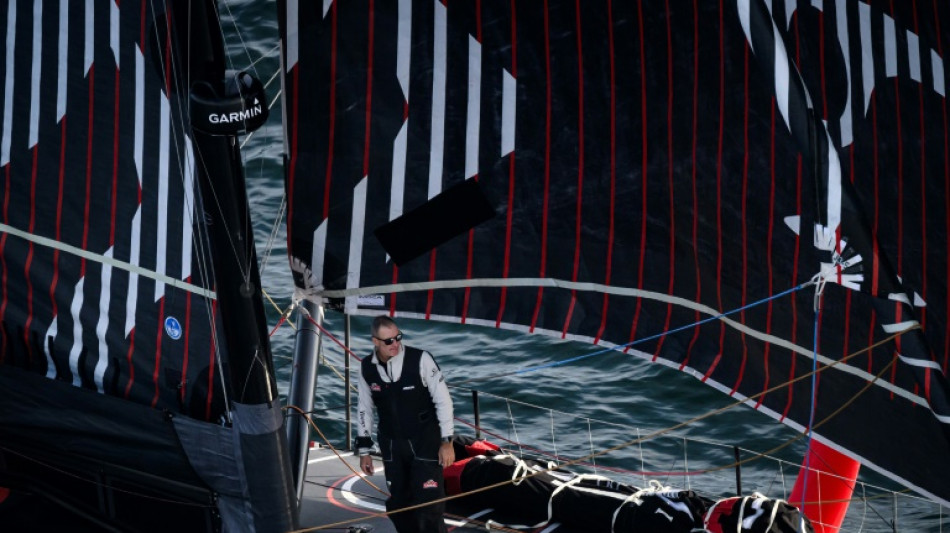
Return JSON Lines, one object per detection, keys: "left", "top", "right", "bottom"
{"left": 222, "top": 2, "right": 946, "bottom": 530}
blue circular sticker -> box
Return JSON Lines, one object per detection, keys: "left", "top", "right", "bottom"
{"left": 164, "top": 316, "right": 183, "bottom": 340}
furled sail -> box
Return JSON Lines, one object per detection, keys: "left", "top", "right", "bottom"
{"left": 281, "top": 0, "right": 950, "bottom": 509}
{"left": 0, "top": 1, "right": 294, "bottom": 530}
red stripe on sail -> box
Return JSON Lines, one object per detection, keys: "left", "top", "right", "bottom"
{"left": 124, "top": 329, "right": 136, "bottom": 398}
{"left": 911, "top": 1, "right": 929, "bottom": 332}
{"left": 362, "top": 0, "right": 374, "bottom": 178}
{"left": 529, "top": 0, "right": 553, "bottom": 333}
{"left": 843, "top": 146, "right": 853, "bottom": 370}
{"left": 24, "top": 146, "right": 39, "bottom": 363}
{"left": 594, "top": 0, "right": 617, "bottom": 345}
{"left": 560, "top": 0, "right": 585, "bottom": 339}
{"left": 626, "top": 0, "right": 648, "bottom": 352}
{"left": 703, "top": 0, "right": 726, "bottom": 381}
{"left": 180, "top": 289, "right": 192, "bottom": 407}
{"left": 464, "top": 1, "right": 495, "bottom": 324}
{"left": 653, "top": 0, "right": 675, "bottom": 360}
{"left": 757, "top": 98, "right": 778, "bottom": 409}
{"left": 496, "top": 1, "right": 519, "bottom": 329}
{"left": 140, "top": 0, "right": 146, "bottom": 50}
{"left": 782, "top": 154, "right": 804, "bottom": 422}
{"left": 49, "top": 119, "right": 68, "bottom": 346}
{"left": 730, "top": 45, "right": 752, "bottom": 395}
{"left": 891, "top": 0, "right": 905, "bottom": 371}
{"left": 683, "top": 0, "right": 702, "bottom": 371}
{"left": 205, "top": 300, "right": 218, "bottom": 421}
{"left": 82, "top": 66, "right": 96, "bottom": 278}
{"left": 325, "top": 1, "right": 338, "bottom": 219}
{"left": 936, "top": 2, "right": 950, "bottom": 374}
{"left": 151, "top": 299, "right": 165, "bottom": 407}
{"left": 426, "top": 251, "right": 437, "bottom": 319}
{"left": 112, "top": 68, "right": 120, "bottom": 246}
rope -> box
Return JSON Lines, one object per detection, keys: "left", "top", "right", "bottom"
{"left": 455, "top": 282, "right": 812, "bottom": 385}
{"left": 292, "top": 326, "right": 918, "bottom": 532}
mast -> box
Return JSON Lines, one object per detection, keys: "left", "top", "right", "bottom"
{"left": 172, "top": 1, "right": 297, "bottom": 529}
{"left": 286, "top": 299, "right": 322, "bottom": 504}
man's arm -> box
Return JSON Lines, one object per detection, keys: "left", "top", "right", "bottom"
{"left": 420, "top": 351, "right": 456, "bottom": 466}
{"left": 356, "top": 370, "right": 376, "bottom": 475}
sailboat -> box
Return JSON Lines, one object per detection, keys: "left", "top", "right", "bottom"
{"left": 1, "top": 0, "right": 949, "bottom": 532}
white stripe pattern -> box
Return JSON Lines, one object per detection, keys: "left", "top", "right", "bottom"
{"left": 84, "top": 1, "right": 93, "bottom": 74}
{"left": 428, "top": 0, "right": 448, "bottom": 200}
{"left": 1, "top": 0, "right": 16, "bottom": 166}
{"left": 57, "top": 0, "right": 68, "bottom": 121}
{"left": 155, "top": 95, "right": 170, "bottom": 300}
{"left": 345, "top": 177, "right": 368, "bottom": 314}
{"left": 68, "top": 278, "right": 86, "bottom": 386}
{"left": 502, "top": 69, "right": 516, "bottom": 157}
{"left": 94, "top": 249, "right": 114, "bottom": 393}
{"left": 465, "top": 36, "right": 481, "bottom": 179}
{"left": 29, "top": 0, "right": 42, "bottom": 149}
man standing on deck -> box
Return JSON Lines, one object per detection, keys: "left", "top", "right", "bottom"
{"left": 356, "top": 316, "right": 455, "bottom": 533}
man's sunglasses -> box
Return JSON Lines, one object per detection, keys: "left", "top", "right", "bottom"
{"left": 374, "top": 333, "right": 404, "bottom": 345}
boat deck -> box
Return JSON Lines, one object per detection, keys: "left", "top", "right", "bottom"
{"left": 299, "top": 445, "right": 574, "bottom": 533}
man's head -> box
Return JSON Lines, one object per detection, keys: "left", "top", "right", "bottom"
{"left": 371, "top": 315, "right": 403, "bottom": 361}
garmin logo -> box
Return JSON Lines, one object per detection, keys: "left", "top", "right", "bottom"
{"left": 208, "top": 104, "right": 263, "bottom": 124}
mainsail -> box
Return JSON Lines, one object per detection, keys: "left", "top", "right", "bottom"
{"left": 281, "top": 0, "right": 950, "bottom": 509}
{"left": 0, "top": 1, "right": 295, "bottom": 530}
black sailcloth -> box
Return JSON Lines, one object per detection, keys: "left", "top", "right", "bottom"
{"left": 281, "top": 0, "right": 950, "bottom": 507}
{"left": 0, "top": 1, "right": 294, "bottom": 530}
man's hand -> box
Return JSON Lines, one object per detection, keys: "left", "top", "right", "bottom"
{"left": 360, "top": 454, "right": 375, "bottom": 475}
{"left": 438, "top": 441, "right": 455, "bottom": 467}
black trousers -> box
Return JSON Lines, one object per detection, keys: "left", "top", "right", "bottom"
{"left": 381, "top": 436, "right": 448, "bottom": 533}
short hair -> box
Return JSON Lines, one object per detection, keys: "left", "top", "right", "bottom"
{"left": 372, "top": 315, "right": 398, "bottom": 336}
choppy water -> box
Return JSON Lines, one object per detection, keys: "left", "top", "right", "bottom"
{"left": 222, "top": 2, "right": 946, "bottom": 530}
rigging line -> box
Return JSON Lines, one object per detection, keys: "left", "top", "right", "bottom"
{"left": 216, "top": 0, "right": 260, "bottom": 78}
{"left": 799, "top": 289, "right": 824, "bottom": 532}
{"left": 285, "top": 404, "right": 387, "bottom": 495}
{"left": 480, "top": 327, "right": 914, "bottom": 494}
{"left": 258, "top": 193, "right": 287, "bottom": 276}
{"left": 0, "top": 223, "right": 214, "bottom": 299}
{"left": 262, "top": 288, "right": 297, "bottom": 330}
{"left": 239, "top": 67, "right": 281, "bottom": 151}
{"left": 192, "top": 178, "right": 233, "bottom": 422}
{"left": 680, "top": 328, "right": 906, "bottom": 473}
{"left": 455, "top": 282, "right": 810, "bottom": 385}
{"left": 161, "top": 2, "right": 236, "bottom": 422}
{"left": 303, "top": 312, "right": 364, "bottom": 362}
{"left": 299, "top": 330, "right": 915, "bottom": 533}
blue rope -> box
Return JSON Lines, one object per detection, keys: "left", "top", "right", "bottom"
{"left": 513, "top": 282, "right": 810, "bottom": 376}
{"left": 799, "top": 297, "right": 821, "bottom": 532}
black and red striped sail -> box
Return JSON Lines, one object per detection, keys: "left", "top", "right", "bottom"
{"left": 0, "top": 0, "right": 224, "bottom": 419}
{"left": 0, "top": 1, "right": 295, "bottom": 529}
{"left": 281, "top": 0, "right": 950, "bottom": 507}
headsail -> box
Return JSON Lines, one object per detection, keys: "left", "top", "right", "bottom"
{"left": 0, "top": 1, "right": 295, "bottom": 530}
{"left": 281, "top": 0, "right": 950, "bottom": 508}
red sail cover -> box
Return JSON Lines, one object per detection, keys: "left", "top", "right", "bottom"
{"left": 280, "top": 0, "right": 950, "bottom": 507}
